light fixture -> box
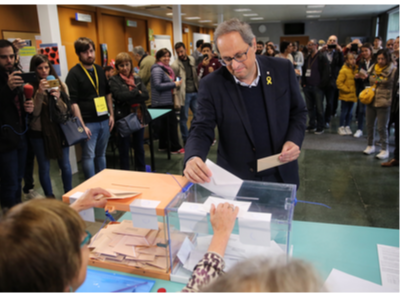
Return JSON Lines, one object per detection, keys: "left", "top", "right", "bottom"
{"left": 307, "top": 15, "right": 320, "bottom": 18}
{"left": 306, "top": 10, "right": 322, "bottom": 14}
{"left": 243, "top": 13, "right": 258, "bottom": 17}
{"left": 250, "top": 17, "right": 264, "bottom": 20}
{"left": 185, "top": 16, "right": 201, "bottom": 20}
{"left": 234, "top": 8, "right": 252, "bottom": 12}
{"left": 166, "top": 12, "right": 186, "bottom": 16}
{"left": 199, "top": 20, "right": 212, "bottom": 23}
{"left": 307, "top": 5, "right": 325, "bottom": 8}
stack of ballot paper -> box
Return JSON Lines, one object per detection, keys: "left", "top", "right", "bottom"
{"left": 178, "top": 233, "right": 285, "bottom": 273}
{"left": 88, "top": 220, "right": 186, "bottom": 271}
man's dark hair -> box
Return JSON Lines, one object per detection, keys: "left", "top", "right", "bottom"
{"left": 74, "top": 37, "right": 95, "bottom": 55}
{"left": 257, "top": 41, "right": 264, "bottom": 47}
{"left": 196, "top": 39, "right": 204, "bottom": 48}
{"left": 280, "top": 41, "right": 291, "bottom": 53}
{"left": 201, "top": 43, "right": 212, "bottom": 51}
{"left": 103, "top": 66, "right": 113, "bottom": 72}
{"left": 0, "top": 39, "right": 16, "bottom": 52}
{"left": 174, "top": 42, "right": 186, "bottom": 50}
{"left": 0, "top": 39, "right": 19, "bottom": 75}
{"left": 374, "top": 36, "right": 382, "bottom": 41}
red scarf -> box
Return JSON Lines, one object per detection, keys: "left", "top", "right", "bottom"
{"left": 157, "top": 61, "right": 175, "bottom": 80}
{"left": 119, "top": 73, "right": 136, "bottom": 91}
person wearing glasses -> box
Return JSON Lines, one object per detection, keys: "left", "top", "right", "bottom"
{"left": 183, "top": 19, "right": 307, "bottom": 188}
{"left": 0, "top": 39, "right": 34, "bottom": 211}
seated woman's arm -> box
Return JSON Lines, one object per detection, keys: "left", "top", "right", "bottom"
{"left": 182, "top": 203, "right": 239, "bottom": 292}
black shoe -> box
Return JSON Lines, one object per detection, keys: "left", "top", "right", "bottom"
{"left": 306, "top": 126, "right": 316, "bottom": 132}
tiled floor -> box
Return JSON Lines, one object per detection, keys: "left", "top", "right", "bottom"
{"left": 21, "top": 111, "right": 399, "bottom": 230}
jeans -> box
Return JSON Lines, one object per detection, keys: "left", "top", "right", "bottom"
{"left": 356, "top": 100, "right": 366, "bottom": 130}
{"left": 339, "top": 100, "right": 355, "bottom": 127}
{"left": 118, "top": 128, "right": 145, "bottom": 171}
{"left": 366, "top": 105, "right": 391, "bottom": 150}
{"left": 23, "top": 137, "right": 35, "bottom": 193}
{"left": 30, "top": 137, "right": 72, "bottom": 197}
{"left": 0, "top": 135, "right": 27, "bottom": 210}
{"left": 81, "top": 119, "right": 110, "bottom": 179}
{"left": 179, "top": 92, "right": 198, "bottom": 143}
{"left": 324, "top": 85, "right": 338, "bottom": 124}
{"left": 303, "top": 86, "right": 325, "bottom": 130}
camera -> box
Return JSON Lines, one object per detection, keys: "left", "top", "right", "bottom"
{"left": 203, "top": 54, "right": 209, "bottom": 60}
{"left": 328, "top": 44, "right": 336, "bottom": 49}
{"left": 350, "top": 44, "right": 358, "bottom": 52}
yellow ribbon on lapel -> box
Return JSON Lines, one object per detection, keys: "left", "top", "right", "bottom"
{"left": 266, "top": 76, "right": 272, "bottom": 85}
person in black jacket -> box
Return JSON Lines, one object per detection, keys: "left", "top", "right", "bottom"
{"left": 319, "top": 35, "right": 344, "bottom": 128}
{"left": 0, "top": 39, "right": 34, "bottom": 210}
{"left": 302, "top": 39, "right": 331, "bottom": 134}
{"left": 109, "top": 52, "right": 149, "bottom": 171}
{"left": 382, "top": 41, "right": 400, "bottom": 167}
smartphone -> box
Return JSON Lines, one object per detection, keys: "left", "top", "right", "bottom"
{"left": 203, "top": 54, "right": 209, "bottom": 60}
{"left": 328, "top": 44, "right": 336, "bottom": 49}
{"left": 350, "top": 44, "right": 358, "bottom": 52}
{"left": 176, "top": 77, "right": 181, "bottom": 81}
{"left": 18, "top": 72, "right": 38, "bottom": 83}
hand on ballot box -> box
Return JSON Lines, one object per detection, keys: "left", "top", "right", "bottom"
{"left": 70, "top": 187, "right": 112, "bottom": 213}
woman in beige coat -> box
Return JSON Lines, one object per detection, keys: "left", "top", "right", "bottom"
{"left": 361, "top": 49, "right": 397, "bottom": 159}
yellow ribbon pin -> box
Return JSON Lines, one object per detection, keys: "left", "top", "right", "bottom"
{"left": 266, "top": 76, "right": 272, "bottom": 85}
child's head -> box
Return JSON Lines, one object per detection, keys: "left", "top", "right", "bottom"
{"left": 345, "top": 52, "right": 356, "bottom": 67}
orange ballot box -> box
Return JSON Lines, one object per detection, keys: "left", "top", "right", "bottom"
{"left": 62, "top": 169, "right": 189, "bottom": 280}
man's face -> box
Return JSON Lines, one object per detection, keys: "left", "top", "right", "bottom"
{"left": 374, "top": 38, "right": 382, "bottom": 48}
{"left": 327, "top": 35, "right": 337, "bottom": 45}
{"left": 133, "top": 53, "right": 141, "bottom": 62}
{"left": 394, "top": 37, "right": 400, "bottom": 52}
{"left": 0, "top": 46, "right": 15, "bottom": 73}
{"left": 176, "top": 46, "right": 187, "bottom": 61}
{"left": 79, "top": 44, "right": 95, "bottom": 66}
{"left": 201, "top": 47, "right": 212, "bottom": 58}
{"left": 256, "top": 44, "right": 264, "bottom": 53}
{"left": 105, "top": 69, "right": 114, "bottom": 80}
{"left": 307, "top": 41, "right": 317, "bottom": 53}
{"left": 217, "top": 31, "right": 256, "bottom": 83}
{"left": 386, "top": 39, "right": 394, "bottom": 52}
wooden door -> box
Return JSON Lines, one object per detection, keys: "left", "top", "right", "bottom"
{"left": 102, "top": 14, "right": 126, "bottom": 64}
{"left": 125, "top": 18, "right": 148, "bottom": 68}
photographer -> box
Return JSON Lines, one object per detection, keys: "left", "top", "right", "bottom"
{"left": 196, "top": 42, "right": 222, "bottom": 80}
{"left": 0, "top": 39, "right": 34, "bottom": 210}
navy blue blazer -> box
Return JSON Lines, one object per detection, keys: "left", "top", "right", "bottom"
{"left": 184, "top": 55, "right": 307, "bottom": 187}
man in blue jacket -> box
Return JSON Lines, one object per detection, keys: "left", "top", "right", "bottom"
{"left": 183, "top": 19, "right": 307, "bottom": 188}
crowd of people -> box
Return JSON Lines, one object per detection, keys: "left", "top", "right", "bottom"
{"left": 257, "top": 35, "right": 398, "bottom": 163}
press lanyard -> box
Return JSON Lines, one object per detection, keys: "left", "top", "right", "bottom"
{"left": 80, "top": 63, "right": 99, "bottom": 96}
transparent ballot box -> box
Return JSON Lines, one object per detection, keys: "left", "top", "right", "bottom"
{"left": 165, "top": 181, "right": 297, "bottom": 283}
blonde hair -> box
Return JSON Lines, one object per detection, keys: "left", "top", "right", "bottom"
{"left": 0, "top": 199, "right": 86, "bottom": 292}
{"left": 114, "top": 52, "right": 133, "bottom": 76}
{"left": 201, "top": 255, "right": 325, "bottom": 292}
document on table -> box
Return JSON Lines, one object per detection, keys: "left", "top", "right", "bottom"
{"left": 257, "top": 153, "right": 288, "bottom": 172}
{"left": 199, "top": 159, "right": 243, "bottom": 199}
{"left": 377, "top": 244, "right": 399, "bottom": 292}
{"left": 324, "top": 269, "right": 396, "bottom": 292}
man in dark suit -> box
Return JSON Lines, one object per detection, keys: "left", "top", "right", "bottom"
{"left": 183, "top": 19, "right": 307, "bottom": 188}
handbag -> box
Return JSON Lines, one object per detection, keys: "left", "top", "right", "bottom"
{"left": 359, "top": 84, "right": 376, "bottom": 105}
{"left": 59, "top": 116, "right": 88, "bottom": 146}
{"left": 116, "top": 113, "right": 142, "bottom": 138}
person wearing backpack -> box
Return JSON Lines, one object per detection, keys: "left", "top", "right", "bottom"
{"left": 29, "top": 54, "right": 72, "bottom": 197}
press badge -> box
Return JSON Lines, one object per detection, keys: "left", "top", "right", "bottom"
{"left": 94, "top": 96, "right": 108, "bottom": 116}
{"left": 305, "top": 69, "right": 311, "bottom": 77}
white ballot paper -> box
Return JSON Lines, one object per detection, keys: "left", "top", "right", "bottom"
{"left": 203, "top": 196, "right": 251, "bottom": 218}
{"left": 238, "top": 212, "right": 271, "bottom": 246}
{"left": 178, "top": 202, "right": 209, "bottom": 234}
{"left": 177, "top": 237, "right": 195, "bottom": 265}
{"left": 257, "top": 153, "right": 287, "bottom": 172}
{"left": 129, "top": 199, "right": 160, "bottom": 230}
{"left": 377, "top": 244, "right": 399, "bottom": 292}
{"left": 199, "top": 159, "right": 243, "bottom": 199}
{"left": 324, "top": 269, "right": 396, "bottom": 292}
{"left": 69, "top": 191, "right": 95, "bottom": 222}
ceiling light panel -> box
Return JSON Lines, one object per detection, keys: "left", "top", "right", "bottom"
{"left": 234, "top": 8, "right": 252, "bottom": 12}
{"left": 250, "top": 17, "right": 264, "bottom": 20}
{"left": 307, "top": 5, "right": 325, "bottom": 8}
{"left": 307, "top": 15, "right": 320, "bottom": 18}
{"left": 243, "top": 13, "right": 258, "bottom": 17}
{"left": 199, "top": 20, "right": 212, "bottom": 23}
{"left": 306, "top": 10, "right": 322, "bottom": 14}
{"left": 185, "top": 16, "right": 201, "bottom": 20}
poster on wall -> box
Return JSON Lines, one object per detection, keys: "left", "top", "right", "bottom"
{"left": 148, "top": 28, "right": 156, "bottom": 56}
{"left": 18, "top": 46, "right": 37, "bottom": 72}
{"left": 100, "top": 44, "right": 108, "bottom": 67}
{"left": 39, "top": 43, "right": 61, "bottom": 76}
{"left": 153, "top": 35, "right": 174, "bottom": 64}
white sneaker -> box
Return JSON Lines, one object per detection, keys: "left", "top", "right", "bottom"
{"left": 363, "top": 145, "right": 376, "bottom": 155}
{"left": 353, "top": 129, "right": 363, "bottom": 138}
{"left": 376, "top": 150, "right": 389, "bottom": 160}
{"left": 338, "top": 126, "right": 346, "bottom": 135}
{"left": 345, "top": 126, "right": 352, "bottom": 135}
{"left": 24, "top": 189, "right": 44, "bottom": 201}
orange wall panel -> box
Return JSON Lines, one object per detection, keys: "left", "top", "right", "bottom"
{"left": 0, "top": 5, "right": 40, "bottom": 36}
{"left": 101, "top": 14, "right": 126, "bottom": 64}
